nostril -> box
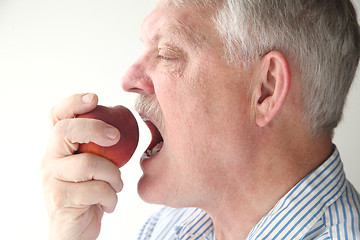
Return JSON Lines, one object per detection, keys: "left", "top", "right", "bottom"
{"left": 129, "top": 87, "right": 149, "bottom": 95}
{"left": 121, "top": 75, "right": 154, "bottom": 95}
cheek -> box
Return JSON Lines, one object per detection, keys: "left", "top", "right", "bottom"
{"left": 156, "top": 80, "right": 208, "bottom": 159}
{"left": 163, "top": 97, "right": 216, "bottom": 169}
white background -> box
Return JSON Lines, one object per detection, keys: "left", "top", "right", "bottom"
{"left": 0, "top": 0, "right": 359, "bottom": 239}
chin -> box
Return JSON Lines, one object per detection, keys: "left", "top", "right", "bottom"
{"left": 137, "top": 174, "right": 199, "bottom": 209}
{"left": 137, "top": 174, "right": 168, "bottom": 205}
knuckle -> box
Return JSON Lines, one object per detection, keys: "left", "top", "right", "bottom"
{"left": 94, "top": 181, "right": 110, "bottom": 194}
{"left": 79, "top": 153, "right": 99, "bottom": 173}
{"left": 49, "top": 119, "right": 79, "bottom": 156}
{"left": 51, "top": 192, "right": 66, "bottom": 210}
{"left": 40, "top": 155, "right": 57, "bottom": 184}
{"left": 82, "top": 118, "right": 94, "bottom": 132}
{"left": 53, "top": 119, "right": 76, "bottom": 142}
{"left": 48, "top": 94, "right": 82, "bottom": 126}
{"left": 71, "top": 93, "right": 82, "bottom": 99}
{"left": 85, "top": 118, "right": 105, "bottom": 132}
{"left": 53, "top": 119, "right": 69, "bottom": 137}
{"left": 44, "top": 180, "right": 67, "bottom": 211}
{"left": 92, "top": 181, "right": 115, "bottom": 201}
{"left": 66, "top": 93, "right": 81, "bottom": 107}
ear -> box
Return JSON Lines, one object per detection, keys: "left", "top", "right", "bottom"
{"left": 254, "top": 51, "right": 291, "bottom": 127}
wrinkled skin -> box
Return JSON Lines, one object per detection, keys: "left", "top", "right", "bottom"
{"left": 41, "top": 93, "right": 123, "bottom": 239}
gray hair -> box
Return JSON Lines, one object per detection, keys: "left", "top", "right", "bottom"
{"left": 159, "top": 0, "right": 360, "bottom": 137}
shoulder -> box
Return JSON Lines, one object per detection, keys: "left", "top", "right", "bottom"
{"left": 310, "top": 181, "right": 360, "bottom": 239}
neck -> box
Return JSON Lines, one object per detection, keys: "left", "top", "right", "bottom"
{"left": 200, "top": 132, "right": 333, "bottom": 240}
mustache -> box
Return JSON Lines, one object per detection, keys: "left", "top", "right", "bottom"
{"left": 135, "top": 95, "right": 165, "bottom": 131}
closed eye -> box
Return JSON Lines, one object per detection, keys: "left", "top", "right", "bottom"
{"left": 157, "top": 46, "right": 181, "bottom": 62}
{"left": 157, "top": 55, "right": 173, "bottom": 61}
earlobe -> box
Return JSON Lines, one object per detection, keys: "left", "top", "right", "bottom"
{"left": 255, "top": 51, "right": 291, "bottom": 127}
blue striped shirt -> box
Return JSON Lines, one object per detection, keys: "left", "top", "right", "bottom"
{"left": 137, "top": 147, "right": 360, "bottom": 239}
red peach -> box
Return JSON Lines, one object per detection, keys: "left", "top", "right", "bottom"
{"left": 77, "top": 105, "right": 139, "bottom": 168}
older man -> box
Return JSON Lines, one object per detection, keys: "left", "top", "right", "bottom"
{"left": 42, "top": 0, "right": 360, "bottom": 239}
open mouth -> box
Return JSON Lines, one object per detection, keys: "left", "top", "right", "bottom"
{"left": 141, "top": 115, "right": 164, "bottom": 159}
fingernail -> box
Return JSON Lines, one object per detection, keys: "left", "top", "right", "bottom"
{"left": 105, "top": 127, "right": 119, "bottom": 140}
{"left": 82, "top": 93, "right": 94, "bottom": 104}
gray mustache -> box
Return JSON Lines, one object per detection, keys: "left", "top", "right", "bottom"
{"left": 135, "top": 95, "right": 165, "bottom": 131}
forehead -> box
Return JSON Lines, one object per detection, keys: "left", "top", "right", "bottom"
{"left": 140, "top": 3, "right": 214, "bottom": 47}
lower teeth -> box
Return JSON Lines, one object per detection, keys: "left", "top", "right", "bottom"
{"left": 145, "top": 142, "right": 163, "bottom": 157}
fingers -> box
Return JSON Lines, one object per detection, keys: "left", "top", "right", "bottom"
{"left": 42, "top": 152, "right": 122, "bottom": 217}
{"left": 50, "top": 93, "right": 98, "bottom": 126}
{"left": 50, "top": 153, "right": 123, "bottom": 193}
{"left": 51, "top": 180, "right": 118, "bottom": 214}
{"left": 42, "top": 93, "right": 123, "bottom": 238}
{"left": 47, "top": 118, "right": 120, "bottom": 157}
{"left": 73, "top": 181, "right": 118, "bottom": 213}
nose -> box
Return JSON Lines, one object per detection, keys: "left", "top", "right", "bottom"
{"left": 121, "top": 57, "right": 155, "bottom": 95}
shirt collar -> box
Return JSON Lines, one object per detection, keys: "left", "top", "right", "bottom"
{"left": 175, "top": 208, "right": 214, "bottom": 239}
{"left": 247, "top": 145, "right": 346, "bottom": 239}
{"left": 174, "top": 146, "right": 346, "bottom": 240}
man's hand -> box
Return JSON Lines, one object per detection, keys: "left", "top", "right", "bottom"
{"left": 41, "top": 93, "right": 123, "bottom": 240}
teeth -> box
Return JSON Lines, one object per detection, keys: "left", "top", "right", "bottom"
{"left": 145, "top": 142, "right": 164, "bottom": 157}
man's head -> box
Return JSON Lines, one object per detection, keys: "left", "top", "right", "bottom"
{"left": 159, "top": 0, "right": 360, "bottom": 137}
{"left": 122, "top": 0, "right": 359, "bottom": 207}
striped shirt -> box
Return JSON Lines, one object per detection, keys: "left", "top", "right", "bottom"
{"left": 137, "top": 147, "right": 360, "bottom": 239}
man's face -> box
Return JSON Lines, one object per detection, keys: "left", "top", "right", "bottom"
{"left": 122, "top": 2, "right": 255, "bottom": 207}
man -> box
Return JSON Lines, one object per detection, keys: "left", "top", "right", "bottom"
{"left": 41, "top": 0, "right": 360, "bottom": 239}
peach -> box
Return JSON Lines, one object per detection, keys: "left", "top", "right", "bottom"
{"left": 77, "top": 105, "right": 139, "bottom": 168}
